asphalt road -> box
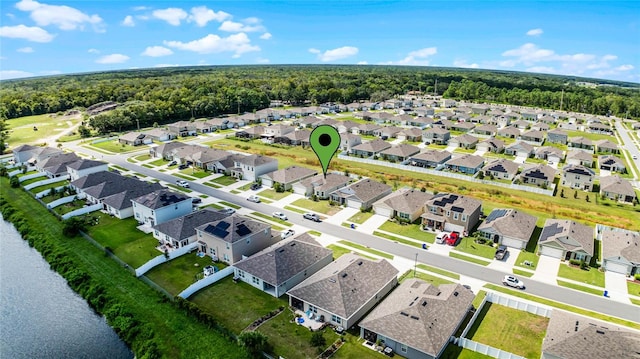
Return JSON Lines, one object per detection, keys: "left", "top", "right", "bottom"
{"left": 614, "top": 119, "right": 640, "bottom": 186}
{"left": 76, "top": 143, "right": 640, "bottom": 324}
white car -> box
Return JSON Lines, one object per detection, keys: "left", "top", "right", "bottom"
{"left": 273, "top": 212, "right": 288, "bottom": 221}
{"left": 435, "top": 232, "right": 450, "bottom": 244}
{"left": 247, "top": 195, "right": 261, "bottom": 203}
{"left": 281, "top": 229, "right": 295, "bottom": 239}
{"left": 219, "top": 208, "right": 236, "bottom": 215}
{"left": 176, "top": 180, "right": 189, "bottom": 188}
{"left": 502, "top": 275, "right": 525, "bottom": 289}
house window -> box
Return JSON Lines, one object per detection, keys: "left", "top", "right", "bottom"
{"left": 252, "top": 276, "right": 260, "bottom": 284}
{"left": 331, "top": 315, "right": 341, "bottom": 324}
{"left": 401, "top": 344, "right": 407, "bottom": 353}
{"left": 209, "top": 248, "right": 216, "bottom": 256}
{"left": 575, "top": 175, "right": 580, "bottom": 179}
{"left": 462, "top": 214, "right": 467, "bottom": 222}
{"left": 154, "top": 230, "right": 159, "bottom": 236}
{"left": 446, "top": 210, "right": 450, "bottom": 217}
{"left": 308, "top": 305, "right": 317, "bottom": 313}
{"left": 398, "top": 212, "right": 410, "bottom": 220}
{"left": 453, "top": 212, "right": 459, "bottom": 220}
{"left": 223, "top": 254, "right": 229, "bottom": 261}
{"left": 226, "top": 243, "right": 230, "bottom": 249}
{"left": 237, "top": 270, "right": 245, "bottom": 278}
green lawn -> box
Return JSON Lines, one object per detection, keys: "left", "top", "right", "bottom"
{"left": 134, "top": 154, "right": 151, "bottom": 161}
{"left": 290, "top": 198, "right": 342, "bottom": 216}
{"left": 373, "top": 230, "right": 424, "bottom": 249}
{"left": 467, "top": 302, "right": 548, "bottom": 359}
{"left": 149, "top": 158, "right": 168, "bottom": 166}
{"left": 454, "top": 237, "right": 497, "bottom": 259}
{"left": 484, "top": 284, "right": 640, "bottom": 330}
{"left": 567, "top": 130, "right": 618, "bottom": 143}
{"left": 19, "top": 175, "right": 49, "bottom": 186}
{"left": 166, "top": 183, "right": 193, "bottom": 193}
{"left": 327, "top": 244, "right": 353, "bottom": 259}
{"left": 338, "top": 240, "right": 393, "bottom": 259}
{"left": 219, "top": 201, "right": 240, "bottom": 209}
{"left": 472, "top": 290, "right": 487, "bottom": 309}
{"left": 204, "top": 181, "right": 222, "bottom": 188}
{"left": 417, "top": 264, "right": 460, "bottom": 280}
{"left": 190, "top": 276, "right": 285, "bottom": 334}
{"left": 347, "top": 211, "right": 373, "bottom": 224}
{"left": 251, "top": 212, "right": 292, "bottom": 226}
{"left": 378, "top": 221, "right": 435, "bottom": 243}
{"left": 6, "top": 113, "right": 81, "bottom": 146}
{"left": 211, "top": 175, "right": 237, "bottom": 185}
{"left": 399, "top": 269, "right": 454, "bottom": 286}
{"left": 628, "top": 280, "right": 640, "bottom": 297}
{"left": 237, "top": 182, "right": 254, "bottom": 191}
{"left": 308, "top": 230, "right": 322, "bottom": 237}
{"left": 449, "top": 252, "right": 490, "bottom": 266}
{"left": 202, "top": 203, "right": 224, "bottom": 210}
{"left": 53, "top": 199, "right": 86, "bottom": 215}
{"left": 557, "top": 280, "right": 604, "bottom": 296}
{"left": 440, "top": 344, "right": 493, "bottom": 359}
{"left": 90, "top": 140, "right": 141, "bottom": 153}
{"left": 513, "top": 269, "right": 535, "bottom": 278}
{"left": 332, "top": 333, "right": 390, "bottom": 359}
{"left": 557, "top": 264, "right": 605, "bottom": 287}
{"left": 180, "top": 168, "right": 211, "bottom": 179}
{"left": 258, "top": 189, "right": 291, "bottom": 200}
{"left": 29, "top": 180, "right": 69, "bottom": 194}
{"left": 145, "top": 253, "right": 224, "bottom": 296}
{"left": 284, "top": 205, "right": 306, "bottom": 214}
{"left": 515, "top": 250, "right": 540, "bottom": 269}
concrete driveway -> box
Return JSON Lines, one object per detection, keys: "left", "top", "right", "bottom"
{"left": 532, "top": 255, "right": 560, "bottom": 284}
{"left": 604, "top": 271, "right": 631, "bottom": 303}
{"left": 357, "top": 213, "right": 390, "bottom": 235}
{"left": 514, "top": 155, "right": 527, "bottom": 164}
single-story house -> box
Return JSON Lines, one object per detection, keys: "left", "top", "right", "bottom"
{"left": 380, "top": 144, "right": 421, "bottom": 162}
{"left": 287, "top": 253, "right": 399, "bottom": 329}
{"left": 482, "top": 158, "right": 520, "bottom": 180}
{"left": 449, "top": 134, "right": 479, "bottom": 149}
{"left": 601, "top": 229, "right": 640, "bottom": 276}
{"left": 511, "top": 119, "right": 531, "bottom": 130}
{"left": 421, "top": 193, "right": 482, "bottom": 233}
{"left": 444, "top": 154, "right": 485, "bottom": 174}
{"left": 561, "top": 164, "right": 595, "bottom": 191}
{"left": 476, "top": 138, "right": 505, "bottom": 154}
{"left": 66, "top": 159, "right": 109, "bottom": 181}
{"left": 599, "top": 175, "right": 636, "bottom": 204}
{"left": 12, "top": 144, "right": 61, "bottom": 165}
{"left": 261, "top": 166, "right": 317, "bottom": 191}
{"left": 408, "top": 150, "right": 452, "bottom": 168}
{"left": 519, "top": 164, "right": 556, "bottom": 187}
{"left": 374, "top": 126, "right": 403, "bottom": 139}
{"left": 534, "top": 147, "right": 564, "bottom": 163}
{"left": 473, "top": 124, "right": 498, "bottom": 137}
{"left": 546, "top": 129, "right": 568, "bottom": 145}
{"left": 568, "top": 137, "right": 594, "bottom": 151}
{"left": 167, "top": 121, "right": 197, "bottom": 137}
{"left": 407, "top": 117, "right": 433, "bottom": 128}
{"left": 152, "top": 208, "right": 231, "bottom": 249}
{"left": 520, "top": 129, "right": 545, "bottom": 144}
{"left": 119, "top": 132, "right": 150, "bottom": 146}
{"left": 351, "top": 139, "right": 392, "bottom": 158}
{"left": 373, "top": 188, "right": 433, "bottom": 222}
{"left": 292, "top": 173, "right": 351, "bottom": 199}
{"left": 148, "top": 141, "right": 184, "bottom": 159}
{"left": 396, "top": 127, "right": 424, "bottom": 142}
{"left": 595, "top": 140, "right": 619, "bottom": 154}
{"left": 497, "top": 126, "right": 521, "bottom": 139}
{"left": 531, "top": 123, "right": 550, "bottom": 132}
{"left": 330, "top": 178, "right": 392, "bottom": 210}
{"left": 566, "top": 150, "right": 594, "bottom": 167}
{"left": 538, "top": 219, "right": 594, "bottom": 261}
{"left": 505, "top": 141, "right": 535, "bottom": 158}
{"left": 449, "top": 121, "right": 475, "bottom": 133}
{"left": 142, "top": 128, "right": 174, "bottom": 142}
{"left": 477, "top": 209, "right": 537, "bottom": 249}
{"left": 598, "top": 155, "right": 626, "bottom": 173}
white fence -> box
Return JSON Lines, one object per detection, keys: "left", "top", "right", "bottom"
{"left": 24, "top": 176, "right": 68, "bottom": 190}
{"left": 178, "top": 266, "right": 234, "bottom": 299}
{"left": 46, "top": 194, "right": 77, "bottom": 208}
{"left": 135, "top": 242, "right": 199, "bottom": 277}
{"left": 18, "top": 172, "right": 47, "bottom": 183}
{"left": 61, "top": 203, "right": 102, "bottom": 220}
{"left": 35, "top": 186, "right": 65, "bottom": 199}
{"left": 486, "top": 292, "right": 552, "bottom": 318}
{"left": 456, "top": 338, "right": 526, "bottom": 359}
{"left": 338, "top": 154, "right": 555, "bottom": 196}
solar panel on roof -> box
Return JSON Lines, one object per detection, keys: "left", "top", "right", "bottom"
{"left": 451, "top": 206, "right": 464, "bottom": 213}
{"left": 235, "top": 224, "right": 252, "bottom": 236}
{"left": 539, "top": 223, "right": 563, "bottom": 242}
{"left": 485, "top": 209, "right": 508, "bottom": 223}
{"left": 218, "top": 221, "right": 231, "bottom": 230}
{"left": 204, "top": 224, "right": 217, "bottom": 234}
{"left": 212, "top": 227, "right": 229, "bottom": 238}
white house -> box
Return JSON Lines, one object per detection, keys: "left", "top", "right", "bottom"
{"left": 66, "top": 160, "right": 109, "bottom": 181}
{"left": 132, "top": 189, "right": 193, "bottom": 227}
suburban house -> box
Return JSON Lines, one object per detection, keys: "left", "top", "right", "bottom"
{"left": 261, "top": 166, "right": 317, "bottom": 190}
{"left": 588, "top": 122, "right": 613, "bottom": 135}
{"left": 511, "top": 119, "right": 531, "bottom": 130}
{"left": 373, "top": 188, "right": 433, "bottom": 222}
{"left": 541, "top": 310, "right": 640, "bottom": 359}
{"left": 472, "top": 105, "right": 489, "bottom": 115}
{"left": 601, "top": 229, "right": 640, "bottom": 276}
{"left": 233, "top": 234, "right": 333, "bottom": 297}
{"left": 534, "top": 147, "right": 564, "bottom": 163}
{"left": 119, "top": 132, "right": 150, "bottom": 146}
{"left": 473, "top": 124, "right": 498, "bottom": 137}
{"left": 594, "top": 140, "right": 619, "bottom": 154}
{"left": 195, "top": 215, "right": 277, "bottom": 264}
{"left": 237, "top": 126, "right": 264, "bottom": 140}
{"left": 449, "top": 122, "right": 475, "bottom": 133}
{"left": 407, "top": 117, "right": 433, "bottom": 128}
{"left": 380, "top": 144, "right": 421, "bottom": 162}
{"left": 396, "top": 127, "right": 424, "bottom": 142}
{"left": 520, "top": 129, "right": 545, "bottom": 144}
{"left": 66, "top": 159, "right": 109, "bottom": 181}
{"left": 441, "top": 99, "right": 456, "bottom": 108}
{"left": 531, "top": 123, "right": 550, "bottom": 132}
{"left": 330, "top": 178, "right": 392, "bottom": 210}
{"left": 477, "top": 209, "right": 537, "bottom": 249}
{"left": 148, "top": 141, "right": 184, "bottom": 160}
{"left": 167, "top": 121, "right": 197, "bottom": 137}
{"left": 231, "top": 154, "right": 278, "bottom": 182}
{"left": 568, "top": 137, "right": 594, "bottom": 151}
{"left": 476, "top": 138, "right": 505, "bottom": 154}
{"left": 35, "top": 152, "right": 81, "bottom": 178}
{"left": 409, "top": 150, "right": 452, "bottom": 169}
{"left": 538, "top": 219, "right": 594, "bottom": 261}
{"left": 142, "top": 128, "right": 173, "bottom": 142}
{"left": 283, "top": 130, "right": 311, "bottom": 146}
{"left": 449, "top": 134, "right": 479, "bottom": 149}
{"left": 444, "top": 154, "right": 485, "bottom": 175}
{"left": 81, "top": 175, "right": 162, "bottom": 209}
{"left": 194, "top": 120, "right": 215, "bottom": 133}
{"left": 340, "top": 133, "right": 363, "bottom": 152}
{"left": 12, "top": 144, "right": 62, "bottom": 165}
{"left": 132, "top": 189, "right": 193, "bottom": 227}
{"left": 351, "top": 139, "right": 392, "bottom": 158}
{"left": 538, "top": 115, "right": 557, "bottom": 125}
{"left": 422, "top": 127, "right": 451, "bottom": 145}
{"left": 292, "top": 173, "right": 351, "bottom": 199}
{"left": 482, "top": 158, "right": 520, "bottom": 180}
{"left": 497, "top": 126, "right": 521, "bottom": 139}
{"left": 566, "top": 150, "right": 594, "bottom": 167}
{"left": 287, "top": 253, "right": 399, "bottom": 329}
{"left": 374, "top": 126, "right": 403, "bottom": 139}
{"left": 598, "top": 155, "right": 626, "bottom": 173}
{"left": 421, "top": 193, "right": 482, "bottom": 233}
{"left": 519, "top": 164, "right": 556, "bottom": 187}
{"left": 102, "top": 182, "right": 166, "bottom": 219}
{"left": 561, "top": 164, "right": 595, "bottom": 191}
{"left": 69, "top": 170, "right": 123, "bottom": 193}
{"left": 599, "top": 175, "right": 637, "bottom": 204}
{"left": 152, "top": 208, "right": 231, "bottom": 249}
{"left": 504, "top": 141, "right": 535, "bottom": 158}
{"left": 359, "top": 280, "right": 474, "bottom": 359}
{"left": 353, "top": 123, "right": 382, "bottom": 136}
{"left": 185, "top": 148, "right": 233, "bottom": 171}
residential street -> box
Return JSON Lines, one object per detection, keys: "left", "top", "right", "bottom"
{"left": 614, "top": 119, "right": 640, "bottom": 188}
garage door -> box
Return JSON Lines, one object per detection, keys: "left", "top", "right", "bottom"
{"left": 502, "top": 237, "right": 526, "bottom": 250}
{"left": 605, "top": 260, "right": 629, "bottom": 275}
{"left": 444, "top": 223, "right": 464, "bottom": 233}
{"left": 539, "top": 245, "right": 564, "bottom": 259}
{"left": 373, "top": 206, "right": 393, "bottom": 218}
{"left": 292, "top": 186, "right": 307, "bottom": 196}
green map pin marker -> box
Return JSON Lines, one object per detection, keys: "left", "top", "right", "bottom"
{"left": 310, "top": 125, "right": 341, "bottom": 178}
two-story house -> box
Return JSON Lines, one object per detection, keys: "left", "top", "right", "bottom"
{"left": 132, "top": 189, "right": 193, "bottom": 227}
{"left": 561, "top": 164, "right": 595, "bottom": 191}
{"left": 231, "top": 154, "right": 279, "bottom": 182}
{"left": 421, "top": 193, "right": 482, "bottom": 234}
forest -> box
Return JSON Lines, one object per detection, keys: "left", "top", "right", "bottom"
{"left": 1, "top": 65, "right": 639, "bottom": 134}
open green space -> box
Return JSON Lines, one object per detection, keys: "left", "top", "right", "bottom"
{"left": 567, "top": 130, "right": 618, "bottom": 143}
{"left": 290, "top": 198, "right": 342, "bottom": 215}
{"left": 179, "top": 168, "right": 210, "bottom": 179}
{"left": 145, "top": 253, "right": 224, "bottom": 296}
{"left": 90, "top": 140, "right": 141, "bottom": 154}
{"left": 454, "top": 237, "right": 497, "bottom": 259}
{"left": 210, "top": 175, "right": 237, "bottom": 185}
{"left": 337, "top": 240, "right": 393, "bottom": 259}
{"left": 378, "top": 221, "right": 435, "bottom": 243}
{"left": 251, "top": 212, "right": 292, "bottom": 227}
{"left": 557, "top": 280, "right": 604, "bottom": 296}
{"left": 6, "top": 113, "right": 81, "bottom": 146}
{"left": 347, "top": 211, "right": 373, "bottom": 224}
{"left": 258, "top": 188, "right": 291, "bottom": 200}
{"left": 557, "top": 264, "right": 605, "bottom": 287}
{"left": 449, "top": 252, "right": 490, "bottom": 266}
{"left": 219, "top": 201, "right": 240, "bottom": 209}
{"left": 417, "top": 264, "right": 460, "bottom": 280}
{"left": 399, "top": 269, "right": 454, "bottom": 286}
{"left": 484, "top": 284, "right": 640, "bottom": 330}
{"left": 466, "top": 302, "right": 548, "bottom": 359}
{"left": 628, "top": 280, "right": 640, "bottom": 297}
{"left": 327, "top": 244, "right": 353, "bottom": 259}
{"left": 513, "top": 269, "right": 535, "bottom": 278}
{"left": 110, "top": 165, "right": 127, "bottom": 172}
{"left": 373, "top": 230, "right": 424, "bottom": 249}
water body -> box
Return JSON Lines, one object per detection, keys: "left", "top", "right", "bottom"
{"left": 0, "top": 216, "right": 133, "bottom": 359}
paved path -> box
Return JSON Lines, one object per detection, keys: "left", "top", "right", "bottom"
{"left": 357, "top": 213, "right": 391, "bottom": 234}
{"left": 323, "top": 207, "right": 359, "bottom": 225}
{"left": 532, "top": 255, "right": 561, "bottom": 284}
{"left": 605, "top": 271, "right": 632, "bottom": 304}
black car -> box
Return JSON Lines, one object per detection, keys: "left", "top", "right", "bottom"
{"left": 178, "top": 164, "right": 188, "bottom": 170}
{"left": 250, "top": 183, "right": 261, "bottom": 190}
{"left": 168, "top": 160, "right": 177, "bottom": 166}
{"left": 191, "top": 198, "right": 202, "bottom": 204}
{"left": 495, "top": 245, "right": 508, "bottom": 260}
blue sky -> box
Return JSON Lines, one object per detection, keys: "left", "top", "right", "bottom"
{"left": 1, "top": 0, "right": 638, "bottom": 82}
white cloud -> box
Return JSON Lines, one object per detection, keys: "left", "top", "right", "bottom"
{"left": 382, "top": 47, "right": 437, "bottom": 66}
{"left": 95, "top": 53, "right": 130, "bottom": 64}
{"left": 0, "top": 24, "right": 54, "bottom": 42}
{"left": 256, "top": 57, "right": 269, "bottom": 64}
{"left": 0, "top": 56, "right": 6, "bottom": 60}
{"left": 526, "top": 28, "right": 543, "bottom": 36}
{"left": 188, "top": 6, "right": 230, "bottom": 27}
{"left": 219, "top": 20, "right": 265, "bottom": 33}
{"left": 164, "top": 32, "right": 260, "bottom": 57}
{"left": 152, "top": 8, "right": 188, "bottom": 26}
{"left": 6, "top": 13, "right": 15, "bottom": 18}
{"left": 453, "top": 59, "right": 479, "bottom": 68}
{"left": 15, "top": 0, "right": 104, "bottom": 31}
{"left": 615, "top": 64, "right": 634, "bottom": 71}
{"left": 133, "top": 6, "right": 148, "bottom": 11}
{"left": 357, "top": 61, "right": 368, "bottom": 65}
{"left": 141, "top": 46, "right": 173, "bottom": 57}
{"left": 87, "top": 48, "right": 99, "bottom": 54}
{"left": 312, "top": 46, "right": 359, "bottom": 62}
{"left": 17, "top": 46, "right": 34, "bottom": 53}
{"left": 122, "top": 15, "right": 135, "bottom": 27}
{"left": 0, "top": 70, "right": 34, "bottom": 80}
{"left": 259, "top": 32, "right": 272, "bottom": 40}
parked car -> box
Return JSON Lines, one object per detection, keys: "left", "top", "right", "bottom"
{"left": 494, "top": 245, "right": 508, "bottom": 260}
{"left": 191, "top": 198, "right": 202, "bottom": 204}
{"left": 502, "top": 275, "right": 525, "bottom": 289}
{"left": 444, "top": 231, "right": 460, "bottom": 246}
{"left": 250, "top": 182, "right": 262, "bottom": 190}
{"left": 178, "top": 164, "right": 189, "bottom": 170}
{"left": 435, "top": 231, "right": 450, "bottom": 244}
{"left": 247, "top": 195, "right": 261, "bottom": 203}
{"left": 219, "top": 208, "right": 236, "bottom": 215}
{"left": 633, "top": 155, "right": 638, "bottom": 160}
{"left": 176, "top": 180, "right": 189, "bottom": 188}
{"left": 281, "top": 229, "right": 295, "bottom": 239}
{"left": 168, "top": 160, "right": 177, "bottom": 166}
{"left": 273, "top": 212, "right": 288, "bottom": 221}
{"left": 303, "top": 213, "right": 321, "bottom": 222}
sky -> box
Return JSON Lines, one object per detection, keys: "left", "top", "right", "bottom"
{"left": 0, "top": 0, "right": 639, "bottom": 82}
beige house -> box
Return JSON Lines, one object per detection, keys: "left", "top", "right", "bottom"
{"left": 373, "top": 188, "right": 433, "bottom": 222}
{"left": 538, "top": 219, "right": 594, "bottom": 261}
{"left": 421, "top": 193, "right": 482, "bottom": 234}
{"left": 477, "top": 209, "right": 537, "bottom": 249}
{"left": 599, "top": 175, "right": 636, "bottom": 204}
{"left": 561, "top": 164, "right": 595, "bottom": 191}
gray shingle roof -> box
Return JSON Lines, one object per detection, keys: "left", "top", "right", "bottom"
{"left": 380, "top": 144, "right": 421, "bottom": 158}
{"left": 482, "top": 158, "right": 520, "bottom": 176}
{"left": 298, "top": 173, "right": 351, "bottom": 192}
{"left": 601, "top": 229, "right": 640, "bottom": 264}
{"left": 66, "top": 159, "right": 107, "bottom": 170}
{"left": 287, "top": 253, "right": 398, "bottom": 319}
{"left": 599, "top": 175, "right": 635, "bottom": 197}
{"left": 352, "top": 139, "right": 392, "bottom": 153}
{"left": 425, "top": 193, "right": 482, "bottom": 215}
{"left": 234, "top": 234, "right": 332, "bottom": 286}
{"left": 451, "top": 134, "right": 479, "bottom": 145}
{"left": 332, "top": 178, "right": 392, "bottom": 203}
{"left": 566, "top": 150, "right": 593, "bottom": 161}
{"left": 70, "top": 171, "right": 123, "bottom": 190}
{"left": 410, "top": 150, "right": 451, "bottom": 164}
{"left": 478, "top": 209, "right": 537, "bottom": 243}
{"left": 102, "top": 182, "right": 164, "bottom": 210}
{"left": 520, "top": 164, "right": 556, "bottom": 181}
{"left": 359, "top": 280, "right": 474, "bottom": 357}
{"left": 235, "top": 154, "right": 277, "bottom": 166}
{"left": 132, "top": 189, "right": 191, "bottom": 209}
{"left": 445, "top": 154, "right": 485, "bottom": 169}
{"left": 569, "top": 136, "right": 593, "bottom": 146}
{"left": 152, "top": 208, "right": 231, "bottom": 241}
{"left": 83, "top": 176, "right": 158, "bottom": 200}
{"left": 375, "top": 188, "right": 433, "bottom": 214}
{"left": 562, "top": 164, "right": 595, "bottom": 177}
{"left": 197, "top": 215, "right": 270, "bottom": 243}
{"left": 264, "top": 166, "right": 317, "bottom": 184}
{"left": 539, "top": 219, "right": 594, "bottom": 256}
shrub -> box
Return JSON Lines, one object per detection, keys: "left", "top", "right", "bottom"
{"left": 10, "top": 176, "right": 19, "bottom": 188}
{"left": 569, "top": 259, "right": 582, "bottom": 266}
{"left": 634, "top": 273, "right": 640, "bottom": 281}
{"left": 310, "top": 331, "right": 326, "bottom": 348}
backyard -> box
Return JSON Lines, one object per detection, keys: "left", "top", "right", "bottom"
{"left": 144, "top": 252, "right": 224, "bottom": 296}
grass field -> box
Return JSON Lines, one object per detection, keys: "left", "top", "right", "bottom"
{"left": 338, "top": 240, "right": 394, "bottom": 259}
{"left": 628, "top": 280, "right": 640, "bottom": 297}
{"left": 378, "top": 221, "right": 435, "bottom": 243}
{"left": 373, "top": 230, "right": 425, "bottom": 249}
{"left": 399, "top": 269, "right": 454, "bottom": 286}
{"left": 90, "top": 140, "right": 141, "bottom": 154}
{"left": 417, "top": 263, "right": 460, "bottom": 279}
{"left": 210, "top": 175, "right": 237, "bottom": 185}
{"left": 557, "top": 280, "right": 604, "bottom": 296}
{"left": 145, "top": 253, "right": 223, "bottom": 296}
{"left": 290, "top": 198, "right": 342, "bottom": 215}
{"left": 557, "top": 264, "right": 605, "bottom": 287}
{"left": 513, "top": 268, "right": 535, "bottom": 277}
{"left": 6, "top": 113, "right": 81, "bottom": 146}
{"left": 449, "top": 252, "right": 490, "bottom": 266}
{"left": 454, "top": 237, "right": 497, "bottom": 259}
{"left": 347, "top": 211, "right": 373, "bottom": 224}
{"left": 251, "top": 211, "right": 292, "bottom": 226}
{"left": 258, "top": 188, "right": 291, "bottom": 200}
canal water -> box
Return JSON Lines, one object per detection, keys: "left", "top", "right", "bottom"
{"left": 0, "top": 216, "right": 133, "bottom": 359}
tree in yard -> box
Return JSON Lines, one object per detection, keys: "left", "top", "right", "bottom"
{"left": 78, "top": 125, "right": 91, "bottom": 138}
{"left": 62, "top": 216, "right": 87, "bottom": 237}
{"left": 237, "top": 331, "right": 272, "bottom": 358}
{"left": 9, "top": 176, "right": 19, "bottom": 188}
{"left": 560, "top": 189, "right": 565, "bottom": 198}
{"left": 573, "top": 190, "right": 578, "bottom": 199}
{"left": 0, "top": 114, "right": 9, "bottom": 155}
{"left": 310, "top": 331, "right": 326, "bottom": 348}
{"left": 585, "top": 195, "right": 590, "bottom": 202}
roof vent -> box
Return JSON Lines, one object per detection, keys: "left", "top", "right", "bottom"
{"left": 410, "top": 315, "right": 419, "bottom": 320}
{"left": 277, "top": 249, "right": 285, "bottom": 253}
{"left": 341, "top": 273, "right": 348, "bottom": 278}
{"left": 358, "top": 261, "right": 363, "bottom": 265}
{"left": 400, "top": 312, "right": 409, "bottom": 317}
{"left": 290, "top": 242, "right": 297, "bottom": 247}
{"left": 329, "top": 279, "right": 336, "bottom": 283}
{"left": 596, "top": 330, "right": 605, "bottom": 335}
{"left": 454, "top": 291, "right": 459, "bottom": 297}
{"left": 422, "top": 301, "right": 427, "bottom": 307}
